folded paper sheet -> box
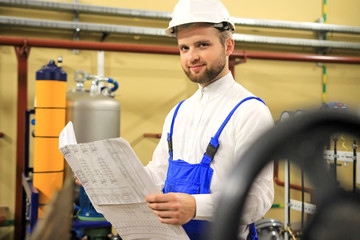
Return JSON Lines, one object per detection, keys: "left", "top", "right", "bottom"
{"left": 59, "top": 121, "right": 189, "bottom": 240}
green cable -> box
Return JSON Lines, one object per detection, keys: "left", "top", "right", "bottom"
{"left": 271, "top": 203, "right": 285, "bottom": 208}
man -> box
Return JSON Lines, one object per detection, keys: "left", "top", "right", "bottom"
{"left": 144, "top": 0, "right": 274, "bottom": 239}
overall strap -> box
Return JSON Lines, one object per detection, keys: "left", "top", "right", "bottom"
{"left": 167, "top": 100, "right": 186, "bottom": 159}
{"left": 202, "top": 96, "right": 266, "bottom": 165}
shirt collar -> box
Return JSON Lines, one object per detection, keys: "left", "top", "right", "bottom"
{"left": 198, "top": 72, "right": 234, "bottom": 100}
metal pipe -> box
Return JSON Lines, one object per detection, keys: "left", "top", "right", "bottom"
{"left": 353, "top": 140, "right": 357, "bottom": 194}
{"left": 14, "top": 44, "right": 30, "bottom": 240}
{"left": 143, "top": 133, "right": 162, "bottom": 139}
{"left": 1, "top": 36, "right": 360, "bottom": 64}
{"left": 0, "top": 36, "right": 179, "bottom": 54}
{"left": 1, "top": 0, "right": 360, "bottom": 35}
{"left": 0, "top": 16, "right": 166, "bottom": 37}
{"left": 230, "top": 50, "right": 360, "bottom": 64}
{"left": 233, "top": 33, "right": 360, "bottom": 50}
{"left": 232, "top": 17, "right": 360, "bottom": 35}
{"left": 2, "top": 16, "right": 360, "bottom": 50}
{"left": 274, "top": 160, "right": 314, "bottom": 195}
{"left": 0, "top": 0, "right": 172, "bottom": 20}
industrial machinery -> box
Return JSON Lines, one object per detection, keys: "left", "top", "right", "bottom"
{"left": 23, "top": 62, "right": 121, "bottom": 239}
{"left": 66, "top": 70, "right": 120, "bottom": 239}
{"left": 210, "top": 110, "right": 360, "bottom": 240}
{"left": 66, "top": 70, "right": 120, "bottom": 144}
{"left": 277, "top": 102, "right": 355, "bottom": 239}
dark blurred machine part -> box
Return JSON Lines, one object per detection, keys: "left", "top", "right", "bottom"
{"left": 211, "top": 110, "right": 360, "bottom": 240}
{"left": 66, "top": 70, "right": 120, "bottom": 239}
{"left": 29, "top": 172, "right": 74, "bottom": 240}
{"left": 320, "top": 101, "right": 347, "bottom": 111}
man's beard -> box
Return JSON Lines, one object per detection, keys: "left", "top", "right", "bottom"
{"left": 183, "top": 54, "right": 226, "bottom": 85}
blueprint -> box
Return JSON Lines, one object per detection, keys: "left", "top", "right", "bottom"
{"left": 59, "top": 121, "right": 189, "bottom": 240}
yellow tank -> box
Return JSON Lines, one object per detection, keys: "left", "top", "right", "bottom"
{"left": 33, "top": 60, "right": 67, "bottom": 217}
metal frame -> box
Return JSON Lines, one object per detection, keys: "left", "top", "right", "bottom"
{"left": 22, "top": 174, "right": 39, "bottom": 233}
{"left": 21, "top": 108, "right": 112, "bottom": 238}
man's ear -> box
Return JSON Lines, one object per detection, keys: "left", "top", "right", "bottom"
{"left": 225, "top": 38, "right": 235, "bottom": 56}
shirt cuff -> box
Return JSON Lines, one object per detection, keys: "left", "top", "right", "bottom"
{"left": 192, "top": 194, "right": 214, "bottom": 221}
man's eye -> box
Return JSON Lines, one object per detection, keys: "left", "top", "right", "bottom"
{"left": 180, "top": 46, "right": 189, "bottom": 51}
{"left": 199, "top": 43, "right": 209, "bottom": 48}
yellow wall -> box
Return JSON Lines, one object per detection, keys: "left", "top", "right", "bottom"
{"left": 1, "top": 0, "right": 360, "bottom": 239}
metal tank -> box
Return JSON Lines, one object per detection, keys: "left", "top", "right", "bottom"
{"left": 66, "top": 70, "right": 120, "bottom": 143}
{"left": 66, "top": 71, "right": 120, "bottom": 239}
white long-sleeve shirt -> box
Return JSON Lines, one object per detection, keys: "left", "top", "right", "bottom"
{"left": 145, "top": 72, "right": 274, "bottom": 238}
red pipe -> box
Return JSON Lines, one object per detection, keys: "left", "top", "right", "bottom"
{"left": 14, "top": 44, "right": 30, "bottom": 240}
{"left": 274, "top": 160, "right": 314, "bottom": 196}
{"left": 143, "top": 133, "right": 162, "bottom": 138}
{"left": 0, "top": 36, "right": 180, "bottom": 55}
{"left": 1, "top": 36, "right": 360, "bottom": 64}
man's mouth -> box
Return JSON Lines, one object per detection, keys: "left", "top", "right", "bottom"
{"left": 189, "top": 64, "right": 205, "bottom": 72}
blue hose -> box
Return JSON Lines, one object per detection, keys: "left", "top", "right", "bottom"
{"left": 107, "top": 78, "right": 119, "bottom": 92}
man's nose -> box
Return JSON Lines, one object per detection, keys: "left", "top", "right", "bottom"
{"left": 188, "top": 48, "right": 200, "bottom": 64}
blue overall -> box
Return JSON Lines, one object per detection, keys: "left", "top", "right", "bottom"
{"left": 163, "top": 96, "right": 265, "bottom": 240}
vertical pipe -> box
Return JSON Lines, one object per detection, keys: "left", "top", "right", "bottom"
{"left": 14, "top": 44, "right": 30, "bottom": 240}
{"left": 323, "top": 0, "right": 327, "bottom": 23}
{"left": 333, "top": 135, "right": 338, "bottom": 184}
{"left": 322, "top": 66, "right": 327, "bottom": 104}
{"left": 97, "top": 51, "right": 105, "bottom": 77}
{"left": 301, "top": 168, "right": 304, "bottom": 230}
{"left": 321, "top": 0, "right": 328, "bottom": 104}
{"left": 284, "top": 160, "right": 289, "bottom": 240}
{"left": 97, "top": 51, "right": 105, "bottom": 91}
{"left": 73, "top": 0, "right": 80, "bottom": 55}
{"left": 353, "top": 140, "right": 357, "bottom": 194}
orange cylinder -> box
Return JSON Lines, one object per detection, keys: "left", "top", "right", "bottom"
{"left": 33, "top": 60, "right": 67, "bottom": 217}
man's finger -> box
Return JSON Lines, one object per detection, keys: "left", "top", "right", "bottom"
{"left": 147, "top": 201, "right": 177, "bottom": 211}
{"left": 145, "top": 193, "right": 172, "bottom": 203}
{"left": 152, "top": 210, "right": 182, "bottom": 225}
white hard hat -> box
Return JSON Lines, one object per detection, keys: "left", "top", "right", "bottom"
{"left": 165, "top": 0, "right": 235, "bottom": 37}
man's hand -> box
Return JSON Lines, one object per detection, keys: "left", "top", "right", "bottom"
{"left": 73, "top": 174, "right": 82, "bottom": 186}
{"left": 145, "top": 193, "right": 196, "bottom": 225}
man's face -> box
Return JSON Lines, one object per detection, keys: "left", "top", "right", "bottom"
{"left": 177, "top": 25, "right": 229, "bottom": 87}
